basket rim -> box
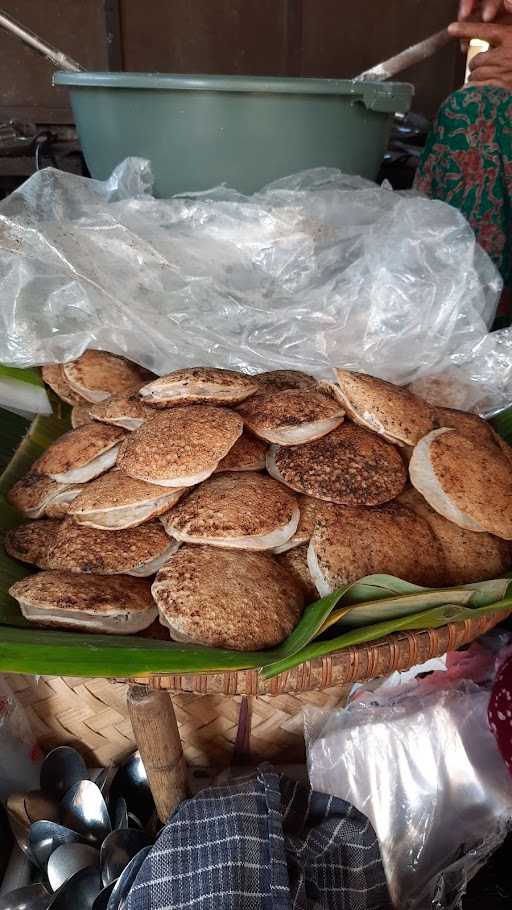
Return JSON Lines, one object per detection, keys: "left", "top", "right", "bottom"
{"left": 119, "top": 608, "right": 509, "bottom": 695}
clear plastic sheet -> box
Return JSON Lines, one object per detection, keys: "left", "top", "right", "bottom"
{"left": 306, "top": 679, "right": 512, "bottom": 910}
{"left": 0, "top": 677, "right": 41, "bottom": 799}
{"left": 0, "top": 159, "right": 506, "bottom": 410}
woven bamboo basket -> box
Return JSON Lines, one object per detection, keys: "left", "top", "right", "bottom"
{"left": 6, "top": 608, "right": 506, "bottom": 769}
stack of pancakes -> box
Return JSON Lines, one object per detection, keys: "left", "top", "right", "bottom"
{"left": 5, "top": 352, "right": 512, "bottom": 652}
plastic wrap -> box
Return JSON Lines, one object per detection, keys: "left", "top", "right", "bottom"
{"left": 0, "top": 159, "right": 506, "bottom": 408}
{"left": 0, "top": 677, "right": 41, "bottom": 799}
{"left": 306, "top": 679, "right": 512, "bottom": 910}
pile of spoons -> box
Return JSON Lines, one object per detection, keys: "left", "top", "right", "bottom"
{"left": 1, "top": 746, "right": 155, "bottom": 910}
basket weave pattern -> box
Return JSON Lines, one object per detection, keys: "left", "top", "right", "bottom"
{"left": 7, "top": 610, "right": 506, "bottom": 768}
{"left": 8, "top": 674, "right": 349, "bottom": 767}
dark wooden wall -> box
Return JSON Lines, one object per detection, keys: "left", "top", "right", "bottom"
{"left": 0, "top": 0, "right": 461, "bottom": 125}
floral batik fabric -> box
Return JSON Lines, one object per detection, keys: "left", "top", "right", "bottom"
{"left": 415, "top": 86, "right": 512, "bottom": 325}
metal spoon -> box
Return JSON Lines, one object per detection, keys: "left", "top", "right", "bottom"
{"left": 60, "top": 781, "right": 111, "bottom": 845}
{"left": 91, "top": 883, "right": 115, "bottom": 910}
{"left": 0, "top": 884, "right": 51, "bottom": 910}
{"left": 89, "top": 770, "right": 112, "bottom": 798}
{"left": 40, "top": 747, "right": 88, "bottom": 802}
{"left": 108, "top": 755, "right": 154, "bottom": 827}
{"left": 110, "top": 799, "right": 127, "bottom": 832}
{"left": 47, "top": 867, "right": 102, "bottom": 910}
{"left": 28, "top": 821, "right": 87, "bottom": 870}
{"left": 47, "top": 844, "right": 99, "bottom": 893}
{"left": 0, "top": 845, "right": 31, "bottom": 898}
{"left": 106, "top": 847, "right": 150, "bottom": 910}
{"left": 100, "top": 830, "right": 149, "bottom": 888}
{"left": 24, "top": 794, "right": 59, "bottom": 826}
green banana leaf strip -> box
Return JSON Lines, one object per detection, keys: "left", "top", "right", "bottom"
{"left": 492, "top": 406, "right": 512, "bottom": 446}
{"left": 0, "top": 585, "right": 366, "bottom": 677}
{"left": 0, "top": 365, "right": 44, "bottom": 388}
{"left": 324, "top": 578, "right": 512, "bottom": 631}
{"left": 262, "top": 595, "right": 512, "bottom": 680}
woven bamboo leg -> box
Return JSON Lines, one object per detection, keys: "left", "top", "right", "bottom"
{"left": 127, "top": 685, "right": 187, "bottom": 823}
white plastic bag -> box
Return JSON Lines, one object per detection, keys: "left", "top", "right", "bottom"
{"left": 0, "top": 677, "right": 41, "bottom": 799}
{"left": 306, "top": 680, "right": 512, "bottom": 910}
{"left": 0, "top": 160, "right": 505, "bottom": 408}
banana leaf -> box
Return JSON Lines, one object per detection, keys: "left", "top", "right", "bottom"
{"left": 320, "top": 578, "right": 512, "bottom": 632}
{"left": 0, "top": 364, "right": 51, "bottom": 417}
{"left": 262, "top": 595, "right": 512, "bottom": 680}
{"left": 491, "top": 407, "right": 512, "bottom": 445}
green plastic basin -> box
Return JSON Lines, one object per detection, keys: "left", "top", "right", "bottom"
{"left": 54, "top": 72, "right": 413, "bottom": 197}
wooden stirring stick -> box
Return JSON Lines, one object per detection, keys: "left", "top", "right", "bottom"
{"left": 357, "top": 29, "right": 454, "bottom": 81}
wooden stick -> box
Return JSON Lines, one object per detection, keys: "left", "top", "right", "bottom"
{"left": 127, "top": 685, "right": 187, "bottom": 823}
{"left": 357, "top": 29, "right": 454, "bottom": 81}
{"left": 0, "top": 10, "right": 84, "bottom": 72}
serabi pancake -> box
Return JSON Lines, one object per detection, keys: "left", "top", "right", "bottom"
{"left": 308, "top": 502, "right": 448, "bottom": 596}
{"left": 334, "top": 369, "right": 436, "bottom": 446}
{"left": 9, "top": 571, "right": 156, "bottom": 633}
{"left": 6, "top": 472, "right": 82, "bottom": 520}
{"left": 63, "top": 350, "right": 153, "bottom": 403}
{"left": 71, "top": 403, "right": 94, "bottom": 429}
{"left": 215, "top": 432, "right": 267, "bottom": 473}
{"left": 118, "top": 405, "right": 243, "bottom": 487}
{"left": 140, "top": 367, "right": 258, "bottom": 407}
{"left": 88, "top": 396, "right": 151, "bottom": 431}
{"left": 434, "top": 407, "right": 497, "bottom": 449}
{"left": 277, "top": 544, "right": 318, "bottom": 603}
{"left": 4, "top": 520, "right": 60, "bottom": 568}
{"left": 267, "top": 423, "right": 407, "bottom": 505}
{"left": 69, "top": 470, "right": 185, "bottom": 529}
{"left": 254, "top": 370, "right": 317, "bottom": 392}
{"left": 34, "top": 424, "right": 125, "bottom": 484}
{"left": 46, "top": 519, "right": 178, "bottom": 576}
{"left": 273, "top": 494, "right": 327, "bottom": 554}
{"left": 41, "top": 364, "right": 86, "bottom": 406}
{"left": 237, "top": 389, "right": 344, "bottom": 445}
{"left": 152, "top": 545, "right": 304, "bottom": 650}
{"left": 162, "top": 472, "right": 299, "bottom": 550}
{"left": 409, "top": 428, "right": 512, "bottom": 539}
{"left": 399, "top": 487, "right": 511, "bottom": 585}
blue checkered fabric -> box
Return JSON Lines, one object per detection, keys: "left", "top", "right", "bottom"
{"left": 126, "top": 766, "right": 389, "bottom": 910}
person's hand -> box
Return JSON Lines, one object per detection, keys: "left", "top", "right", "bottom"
{"left": 449, "top": 20, "right": 512, "bottom": 87}
{"left": 459, "top": 0, "right": 512, "bottom": 21}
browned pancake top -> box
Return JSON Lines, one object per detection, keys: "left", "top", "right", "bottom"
{"left": 399, "top": 487, "right": 510, "bottom": 585}
{"left": 271, "top": 423, "right": 406, "bottom": 505}
{"left": 311, "top": 502, "right": 448, "bottom": 589}
{"left": 35, "top": 424, "right": 125, "bottom": 475}
{"left": 118, "top": 406, "right": 243, "bottom": 482}
{"left": 152, "top": 545, "right": 304, "bottom": 650}
{"left": 254, "top": 370, "right": 317, "bottom": 392}
{"left": 429, "top": 430, "right": 512, "bottom": 539}
{"left": 64, "top": 350, "right": 152, "bottom": 400}
{"left": 10, "top": 571, "right": 152, "bottom": 616}
{"left": 163, "top": 472, "right": 297, "bottom": 540}
{"left": 4, "top": 519, "right": 61, "bottom": 567}
{"left": 216, "top": 432, "right": 267, "bottom": 472}
{"left": 6, "top": 472, "right": 65, "bottom": 516}
{"left": 46, "top": 519, "right": 172, "bottom": 573}
{"left": 334, "top": 369, "right": 436, "bottom": 445}
{"left": 238, "top": 389, "right": 344, "bottom": 432}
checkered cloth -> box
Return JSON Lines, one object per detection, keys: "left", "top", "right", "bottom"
{"left": 126, "top": 765, "right": 390, "bottom": 910}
